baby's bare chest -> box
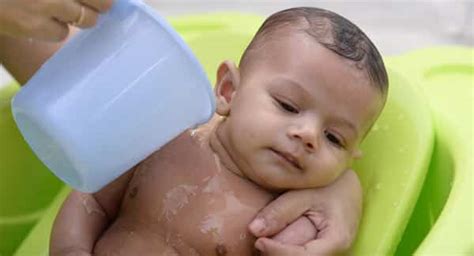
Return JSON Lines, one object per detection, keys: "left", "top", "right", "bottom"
{"left": 118, "top": 132, "right": 273, "bottom": 255}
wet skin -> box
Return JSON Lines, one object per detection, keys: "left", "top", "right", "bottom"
{"left": 94, "top": 124, "right": 274, "bottom": 255}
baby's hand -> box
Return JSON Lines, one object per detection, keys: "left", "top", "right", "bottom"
{"left": 248, "top": 170, "right": 362, "bottom": 255}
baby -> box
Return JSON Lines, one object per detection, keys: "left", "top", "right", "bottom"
{"left": 50, "top": 7, "right": 388, "bottom": 256}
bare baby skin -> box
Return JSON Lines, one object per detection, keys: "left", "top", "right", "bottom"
{"left": 93, "top": 124, "right": 274, "bottom": 255}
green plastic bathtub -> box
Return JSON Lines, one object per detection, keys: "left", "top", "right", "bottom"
{"left": 0, "top": 13, "right": 472, "bottom": 255}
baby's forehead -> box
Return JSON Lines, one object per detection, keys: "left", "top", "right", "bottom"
{"left": 244, "top": 34, "right": 384, "bottom": 106}
{"left": 243, "top": 29, "right": 356, "bottom": 76}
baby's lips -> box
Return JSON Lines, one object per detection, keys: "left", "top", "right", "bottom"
{"left": 272, "top": 148, "right": 304, "bottom": 171}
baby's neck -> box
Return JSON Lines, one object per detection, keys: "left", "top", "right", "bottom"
{"left": 208, "top": 118, "right": 247, "bottom": 180}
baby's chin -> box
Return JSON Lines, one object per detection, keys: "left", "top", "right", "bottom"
{"left": 244, "top": 171, "right": 299, "bottom": 193}
{"left": 247, "top": 170, "right": 338, "bottom": 192}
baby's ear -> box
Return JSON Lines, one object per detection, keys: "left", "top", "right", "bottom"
{"left": 215, "top": 60, "right": 240, "bottom": 116}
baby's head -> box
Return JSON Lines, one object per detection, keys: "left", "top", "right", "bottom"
{"left": 213, "top": 7, "right": 388, "bottom": 191}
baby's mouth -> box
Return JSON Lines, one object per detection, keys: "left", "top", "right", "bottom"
{"left": 270, "top": 148, "right": 303, "bottom": 171}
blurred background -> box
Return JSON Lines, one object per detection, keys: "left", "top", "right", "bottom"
{"left": 1, "top": 0, "right": 472, "bottom": 86}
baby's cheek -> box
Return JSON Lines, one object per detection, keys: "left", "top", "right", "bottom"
{"left": 324, "top": 151, "right": 348, "bottom": 182}
{"left": 310, "top": 156, "right": 345, "bottom": 187}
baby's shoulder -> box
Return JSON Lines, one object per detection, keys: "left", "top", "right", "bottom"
{"left": 162, "top": 129, "right": 215, "bottom": 166}
{"left": 120, "top": 130, "right": 218, "bottom": 214}
{"left": 134, "top": 129, "right": 218, "bottom": 185}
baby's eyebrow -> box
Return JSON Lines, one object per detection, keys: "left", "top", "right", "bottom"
{"left": 333, "top": 118, "right": 359, "bottom": 139}
{"left": 271, "top": 77, "right": 311, "bottom": 97}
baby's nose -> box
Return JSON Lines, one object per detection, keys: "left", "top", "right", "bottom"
{"left": 289, "top": 124, "right": 320, "bottom": 152}
{"left": 300, "top": 131, "right": 318, "bottom": 151}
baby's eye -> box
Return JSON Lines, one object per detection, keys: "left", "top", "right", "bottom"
{"left": 324, "top": 130, "right": 344, "bottom": 148}
{"left": 276, "top": 99, "right": 299, "bottom": 114}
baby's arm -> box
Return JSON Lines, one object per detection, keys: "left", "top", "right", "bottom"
{"left": 50, "top": 168, "right": 136, "bottom": 256}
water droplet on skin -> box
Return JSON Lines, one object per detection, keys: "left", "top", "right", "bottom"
{"left": 239, "top": 233, "right": 247, "bottom": 240}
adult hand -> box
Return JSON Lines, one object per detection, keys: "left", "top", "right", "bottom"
{"left": 0, "top": 0, "right": 113, "bottom": 41}
{"left": 249, "top": 170, "right": 363, "bottom": 255}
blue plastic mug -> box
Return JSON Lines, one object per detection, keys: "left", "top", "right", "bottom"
{"left": 11, "top": 0, "right": 215, "bottom": 192}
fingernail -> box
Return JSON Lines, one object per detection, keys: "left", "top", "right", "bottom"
{"left": 249, "top": 218, "right": 266, "bottom": 235}
{"left": 255, "top": 239, "right": 265, "bottom": 251}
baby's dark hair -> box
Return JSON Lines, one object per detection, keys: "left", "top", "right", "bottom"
{"left": 239, "top": 7, "right": 389, "bottom": 95}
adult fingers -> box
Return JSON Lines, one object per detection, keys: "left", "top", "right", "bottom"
{"left": 256, "top": 237, "right": 347, "bottom": 256}
{"left": 249, "top": 189, "right": 313, "bottom": 237}
{"left": 303, "top": 238, "right": 349, "bottom": 256}
{"left": 272, "top": 216, "right": 317, "bottom": 246}
{"left": 80, "top": 0, "right": 114, "bottom": 12}
{"left": 22, "top": 17, "right": 69, "bottom": 42}
{"left": 255, "top": 238, "right": 307, "bottom": 256}
{"left": 51, "top": 1, "right": 99, "bottom": 28}
{"left": 71, "top": 4, "right": 99, "bottom": 28}
{"left": 304, "top": 212, "right": 353, "bottom": 255}
{"left": 47, "top": 0, "right": 79, "bottom": 24}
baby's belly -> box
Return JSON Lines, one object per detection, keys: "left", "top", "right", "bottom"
{"left": 95, "top": 190, "right": 267, "bottom": 256}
